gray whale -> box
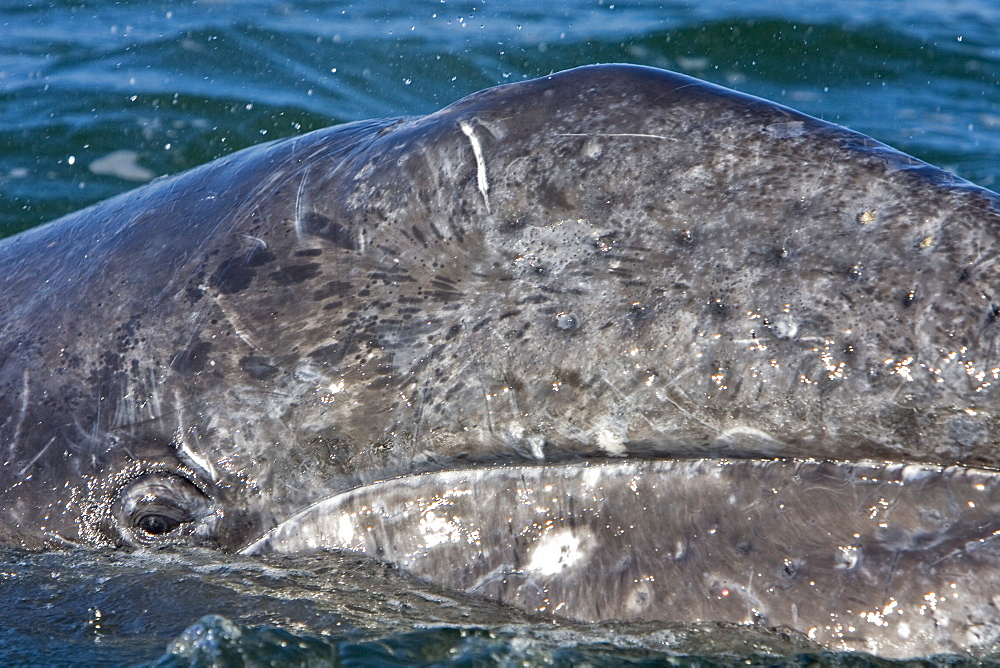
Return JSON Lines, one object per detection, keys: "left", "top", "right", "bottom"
{"left": 2, "top": 64, "right": 1000, "bottom": 658}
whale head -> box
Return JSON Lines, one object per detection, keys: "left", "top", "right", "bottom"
{"left": 2, "top": 64, "right": 1000, "bottom": 657}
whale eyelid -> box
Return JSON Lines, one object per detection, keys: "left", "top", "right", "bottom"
{"left": 113, "top": 472, "right": 213, "bottom": 545}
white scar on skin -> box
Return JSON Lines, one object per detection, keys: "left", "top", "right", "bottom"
{"left": 460, "top": 121, "right": 491, "bottom": 212}
{"left": 9, "top": 368, "right": 30, "bottom": 459}
{"left": 172, "top": 400, "right": 218, "bottom": 484}
{"left": 206, "top": 285, "right": 258, "bottom": 350}
{"left": 18, "top": 436, "right": 54, "bottom": 478}
{"left": 294, "top": 166, "right": 311, "bottom": 241}
{"left": 556, "top": 132, "right": 679, "bottom": 142}
{"left": 557, "top": 131, "right": 746, "bottom": 152}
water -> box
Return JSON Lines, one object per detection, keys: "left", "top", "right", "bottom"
{"left": 0, "top": 546, "right": 975, "bottom": 667}
{"left": 3, "top": 0, "right": 999, "bottom": 238}
{"left": 1, "top": 1, "right": 999, "bottom": 665}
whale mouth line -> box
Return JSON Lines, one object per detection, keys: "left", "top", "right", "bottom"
{"left": 243, "top": 456, "right": 1000, "bottom": 551}
{"left": 242, "top": 457, "right": 1000, "bottom": 559}
{"left": 242, "top": 457, "right": 1000, "bottom": 632}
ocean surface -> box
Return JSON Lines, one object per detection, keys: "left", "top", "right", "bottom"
{"left": 1, "top": 0, "right": 999, "bottom": 665}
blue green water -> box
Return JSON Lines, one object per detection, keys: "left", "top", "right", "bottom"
{"left": 1, "top": 1, "right": 999, "bottom": 665}
{"left": 2, "top": 0, "right": 998, "bottom": 239}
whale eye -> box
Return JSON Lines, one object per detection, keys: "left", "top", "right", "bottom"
{"left": 135, "top": 510, "right": 182, "bottom": 536}
{"left": 114, "top": 472, "right": 212, "bottom": 545}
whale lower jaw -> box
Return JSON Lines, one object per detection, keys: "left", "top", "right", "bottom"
{"left": 243, "top": 459, "right": 1000, "bottom": 658}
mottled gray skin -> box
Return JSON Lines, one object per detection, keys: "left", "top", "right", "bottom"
{"left": 2, "top": 64, "right": 1000, "bottom": 654}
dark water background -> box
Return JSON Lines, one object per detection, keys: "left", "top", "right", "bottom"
{"left": 1, "top": 0, "right": 999, "bottom": 665}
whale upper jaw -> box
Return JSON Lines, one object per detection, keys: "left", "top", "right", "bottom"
{"left": 243, "top": 457, "right": 1000, "bottom": 659}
